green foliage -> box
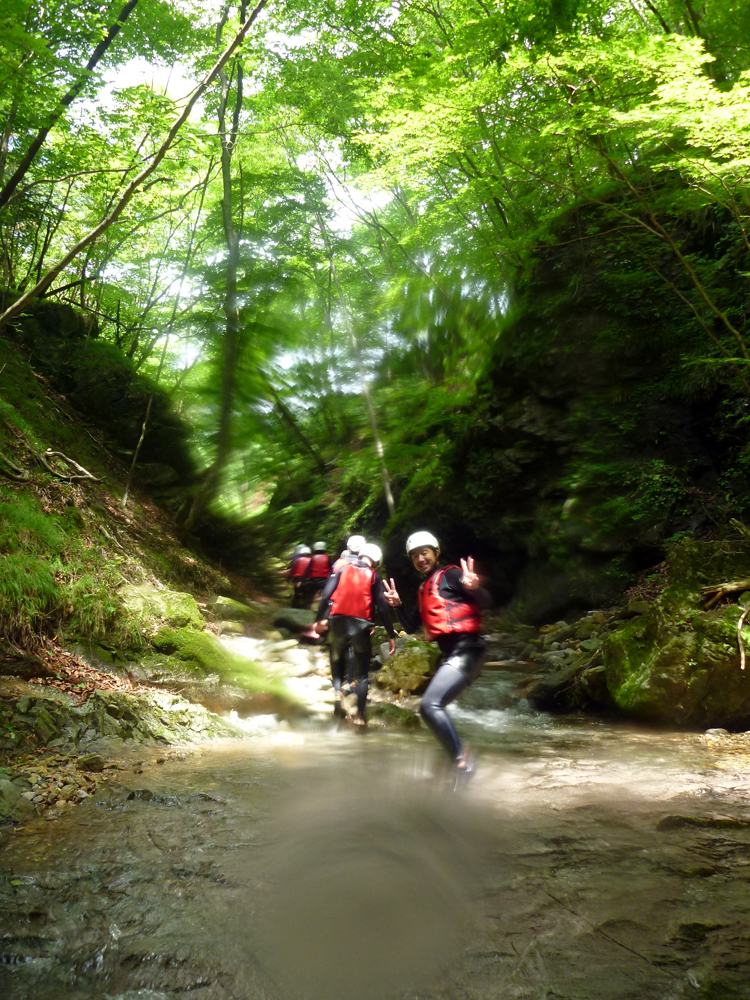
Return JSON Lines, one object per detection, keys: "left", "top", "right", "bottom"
{"left": 4, "top": 0, "right": 750, "bottom": 607}
{"left": 0, "top": 491, "right": 143, "bottom": 645}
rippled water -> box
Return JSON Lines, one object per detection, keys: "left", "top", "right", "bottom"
{"left": 2, "top": 667, "right": 750, "bottom": 1000}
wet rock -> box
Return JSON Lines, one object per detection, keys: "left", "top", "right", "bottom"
{"left": 575, "top": 619, "right": 599, "bottom": 639}
{"left": 0, "top": 684, "right": 247, "bottom": 756}
{"left": 77, "top": 752, "right": 106, "bottom": 772}
{"left": 218, "top": 620, "right": 245, "bottom": 635}
{"left": 275, "top": 647, "right": 319, "bottom": 677}
{"left": 579, "top": 664, "right": 612, "bottom": 706}
{"left": 375, "top": 640, "right": 441, "bottom": 695}
{"left": 0, "top": 777, "right": 33, "bottom": 821}
{"left": 33, "top": 706, "right": 59, "bottom": 743}
{"left": 579, "top": 638, "right": 601, "bottom": 651}
{"left": 0, "top": 777, "right": 21, "bottom": 812}
{"left": 522, "top": 661, "right": 584, "bottom": 711}
{"left": 367, "top": 703, "right": 422, "bottom": 730}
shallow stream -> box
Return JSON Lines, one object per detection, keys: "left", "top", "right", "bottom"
{"left": 2, "top": 668, "right": 750, "bottom": 1000}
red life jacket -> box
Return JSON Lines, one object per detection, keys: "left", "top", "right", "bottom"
{"left": 290, "top": 555, "right": 311, "bottom": 579}
{"left": 418, "top": 566, "right": 482, "bottom": 640}
{"left": 330, "top": 562, "right": 375, "bottom": 620}
{"left": 308, "top": 553, "right": 332, "bottom": 579}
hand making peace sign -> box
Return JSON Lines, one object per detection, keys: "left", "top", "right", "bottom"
{"left": 383, "top": 578, "right": 402, "bottom": 607}
{"left": 460, "top": 556, "right": 480, "bottom": 590}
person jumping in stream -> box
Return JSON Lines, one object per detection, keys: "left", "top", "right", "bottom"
{"left": 314, "top": 542, "right": 396, "bottom": 726}
{"left": 383, "top": 531, "right": 489, "bottom": 772}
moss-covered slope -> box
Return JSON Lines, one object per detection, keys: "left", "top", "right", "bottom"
{"left": 0, "top": 324, "right": 292, "bottom": 722}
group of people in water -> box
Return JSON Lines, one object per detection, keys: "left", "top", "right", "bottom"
{"left": 286, "top": 531, "right": 489, "bottom": 773}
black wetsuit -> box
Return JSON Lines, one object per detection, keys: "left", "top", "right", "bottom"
{"left": 317, "top": 562, "right": 396, "bottom": 716}
{"left": 396, "top": 566, "right": 490, "bottom": 761}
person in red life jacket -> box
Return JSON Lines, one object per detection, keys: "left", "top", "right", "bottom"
{"left": 314, "top": 542, "right": 397, "bottom": 725}
{"left": 383, "top": 531, "right": 489, "bottom": 770}
{"left": 288, "top": 544, "right": 312, "bottom": 608}
{"left": 331, "top": 534, "right": 366, "bottom": 573}
{"left": 301, "top": 541, "right": 333, "bottom": 606}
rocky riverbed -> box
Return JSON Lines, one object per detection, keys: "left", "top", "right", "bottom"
{"left": 2, "top": 695, "right": 750, "bottom": 1000}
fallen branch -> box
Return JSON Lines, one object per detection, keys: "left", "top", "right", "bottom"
{"left": 701, "top": 579, "right": 750, "bottom": 609}
{"left": 739, "top": 605, "right": 750, "bottom": 671}
{"left": 38, "top": 449, "right": 101, "bottom": 482}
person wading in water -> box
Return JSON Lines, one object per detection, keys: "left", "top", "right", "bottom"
{"left": 383, "top": 531, "right": 489, "bottom": 771}
{"left": 314, "top": 543, "right": 396, "bottom": 725}
{"left": 302, "top": 541, "right": 332, "bottom": 607}
{"left": 287, "top": 544, "right": 312, "bottom": 608}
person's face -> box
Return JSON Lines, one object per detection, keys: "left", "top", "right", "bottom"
{"left": 411, "top": 546, "right": 439, "bottom": 574}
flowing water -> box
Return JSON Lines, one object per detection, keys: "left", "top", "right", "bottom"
{"left": 2, "top": 668, "right": 750, "bottom": 1000}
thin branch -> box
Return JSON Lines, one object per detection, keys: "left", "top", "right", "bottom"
{"left": 0, "top": 0, "right": 142, "bottom": 210}
{"left": 0, "top": 0, "right": 272, "bottom": 331}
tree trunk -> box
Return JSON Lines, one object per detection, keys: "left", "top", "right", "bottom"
{"left": 179, "top": 3, "right": 247, "bottom": 539}
{"left": 317, "top": 212, "right": 396, "bottom": 517}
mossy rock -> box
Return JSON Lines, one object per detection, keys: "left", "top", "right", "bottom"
{"left": 211, "top": 595, "right": 255, "bottom": 622}
{"left": 150, "top": 626, "right": 294, "bottom": 703}
{"left": 219, "top": 620, "right": 245, "bottom": 635}
{"left": 602, "top": 537, "right": 750, "bottom": 726}
{"left": 121, "top": 583, "right": 204, "bottom": 631}
{"left": 367, "top": 703, "right": 422, "bottom": 730}
{"left": 375, "top": 640, "right": 441, "bottom": 695}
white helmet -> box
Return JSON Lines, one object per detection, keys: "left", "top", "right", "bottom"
{"left": 406, "top": 530, "right": 439, "bottom": 555}
{"left": 347, "top": 534, "right": 366, "bottom": 554}
{"left": 359, "top": 542, "right": 382, "bottom": 566}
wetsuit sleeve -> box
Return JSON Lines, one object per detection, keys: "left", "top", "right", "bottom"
{"left": 394, "top": 604, "right": 421, "bottom": 634}
{"left": 316, "top": 570, "right": 341, "bottom": 621}
{"left": 441, "top": 567, "right": 491, "bottom": 609}
{"left": 372, "top": 574, "right": 396, "bottom": 638}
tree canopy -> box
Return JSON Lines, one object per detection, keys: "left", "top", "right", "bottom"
{"left": 2, "top": 0, "right": 750, "bottom": 548}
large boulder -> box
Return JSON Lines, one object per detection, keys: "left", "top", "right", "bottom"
{"left": 375, "top": 640, "right": 441, "bottom": 695}
{"left": 602, "top": 537, "right": 750, "bottom": 727}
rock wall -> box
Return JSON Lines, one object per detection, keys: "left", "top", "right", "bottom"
{"left": 386, "top": 202, "right": 750, "bottom": 623}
